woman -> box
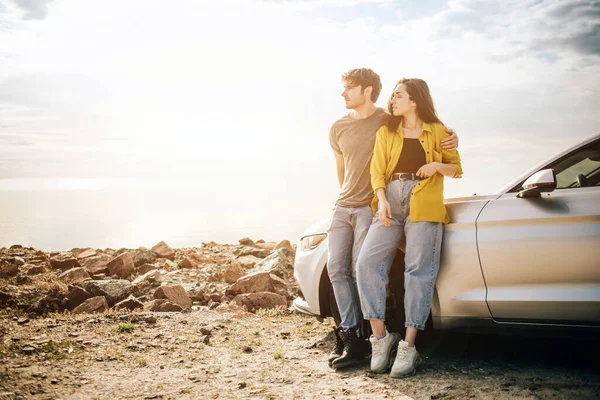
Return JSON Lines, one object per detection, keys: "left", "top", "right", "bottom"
{"left": 356, "top": 78, "right": 462, "bottom": 378}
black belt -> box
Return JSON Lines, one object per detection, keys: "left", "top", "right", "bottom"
{"left": 391, "top": 172, "right": 424, "bottom": 181}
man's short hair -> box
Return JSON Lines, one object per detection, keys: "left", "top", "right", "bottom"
{"left": 342, "top": 68, "right": 382, "bottom": 103}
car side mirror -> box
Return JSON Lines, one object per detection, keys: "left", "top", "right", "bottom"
{"left": 517, "top": 169, "right": 557, "bottom": 198}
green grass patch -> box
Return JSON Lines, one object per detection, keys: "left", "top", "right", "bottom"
{"left": 117, "top": 323, "right": 134, "bottom": 333}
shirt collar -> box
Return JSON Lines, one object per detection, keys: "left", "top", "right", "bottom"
{"left": 399, "top": 120, "right": 433, "bottom": 133}
{"left": 421, "top": 122, "right": 433, "bottom": 133}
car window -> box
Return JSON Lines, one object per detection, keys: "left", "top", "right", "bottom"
{"left": 550, "top": 141, "right": 600, "bottom": 189}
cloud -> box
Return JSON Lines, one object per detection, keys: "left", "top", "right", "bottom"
{"left": 13, "top": 0, "right": 54, "bottom": 20}
{"left": 431, "top": 0, "right": 600, "bottom": 62}
{"left": 259, "top": 0, "right": 395, "bottom": 4}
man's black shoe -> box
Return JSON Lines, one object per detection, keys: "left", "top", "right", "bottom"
{"left": 328, "top": 326, "right": 345, "bottom": 367}
{"left": 331, "top": 326, "right": 367, "bottom": 370}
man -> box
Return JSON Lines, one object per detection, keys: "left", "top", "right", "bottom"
{"left": 327, "top": 68, "right": 458, "bottom": 370}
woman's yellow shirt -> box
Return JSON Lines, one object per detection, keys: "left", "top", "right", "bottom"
{"left": 370, "top": 122, "right": 463, "bottom": 224}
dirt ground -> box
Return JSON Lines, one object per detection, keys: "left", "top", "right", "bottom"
{"left": 1, "top": 307, "right": 599, "bottom": 400}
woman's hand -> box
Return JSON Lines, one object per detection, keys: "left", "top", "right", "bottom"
{"left": 416, "top": 162, "right": 439, "bottom": 178}
{"left": 378, "top": 198, "right": 392, "bottom": 227}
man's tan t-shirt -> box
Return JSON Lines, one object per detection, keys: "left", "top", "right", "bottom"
{"left": 329, "top": 108, "right": 387, "bottom": 208}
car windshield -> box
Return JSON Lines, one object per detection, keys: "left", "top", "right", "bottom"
{"left": 504, "top": 138, "right": 600, "bottom": 193}
{"left": 553, "top": 141, "right": 600, "bottom": 189}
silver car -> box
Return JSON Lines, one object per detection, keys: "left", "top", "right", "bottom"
{"left": 293, "top": 133, "right": 600, "bottom": 333}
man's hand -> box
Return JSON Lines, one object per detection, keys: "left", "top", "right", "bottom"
{"left": 416, "top": 162, "right": 439, "bottom": 179}
{"left": 377, "top": 199, "right": 392, "bottom": 227}
{"left": 441, "top": 128, "right": 459, "bottom": 150}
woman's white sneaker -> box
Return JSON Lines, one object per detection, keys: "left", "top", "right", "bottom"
{"left": 390, "top": 340, "right": 421, "bottom": 378}
{"left": 369, "top": 330, "right": 400, "bottom": 373}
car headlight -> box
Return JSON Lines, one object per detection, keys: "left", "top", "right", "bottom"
{"left": 300, "top": 234, "right": 327, "bottom": 252}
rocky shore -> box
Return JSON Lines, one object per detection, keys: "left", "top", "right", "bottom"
{"left": 0, "top": 238, "right": 298, "bottom": 318}
{"left": 1, "top": 240, "right": 599, "bottom": 400}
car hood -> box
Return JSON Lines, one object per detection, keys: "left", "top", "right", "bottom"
{"left": 300, "top": 216, "right": 331, "bottom": 237}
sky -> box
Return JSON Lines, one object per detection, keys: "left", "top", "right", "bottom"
{"left": 0, "top": 0, "right": 599, "bottom": 245}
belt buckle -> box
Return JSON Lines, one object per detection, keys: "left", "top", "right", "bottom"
{"left": 399, "top": 173, "right": 413, "bottom": 180}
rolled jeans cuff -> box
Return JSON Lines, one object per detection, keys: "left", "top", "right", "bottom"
{"left": 405, "top": 322, "right": 426, "bottom": 330}
{"left": 363, "top": 314, "right": 385, "bottom": 321}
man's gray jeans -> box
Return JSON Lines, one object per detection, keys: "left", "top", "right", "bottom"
{"left": 326, "top": 205, "right": 373, "bottom": 332}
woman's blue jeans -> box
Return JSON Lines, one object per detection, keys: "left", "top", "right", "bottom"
{"left": 356, "top": 180, "right": 443, "bottom": 330}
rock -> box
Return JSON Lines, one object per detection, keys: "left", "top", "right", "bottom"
{"left": 238, "top": 237, "right": 254, "bottom": 246}
{"left": 114, "top": 295, "right": 144, "bottom": 311}
{"left": 138, "top": 263, "right": 157, "bottom": 275}
{"left": 72, "top": 296, "right": 109, "bottom": 314}
{"left": 144, "top": 299, "right": 183, "bottom": 312}
{"left": 188, "top": 252, "right": 212, "bottom": 264}
{"left": 223, "top": 262, "right": 244, "bottom": 283}
{"left": 188, "top": 282, "right": 228, "bottom": 305}
{"left": 106, "top": 252, "right": 135, "bottom": 279}
{"left": 66, "top": 286, "right": 94, "bottom": 310}
{"left": 236, "top": 255, "right": 262, "bottom": 269}
{"left": 275, "top": 240, "right": 293, "bottom": 250}
{"left": 49, "top": 254, "right": 81, "bottom": 271}
{"left": 83, "top": 280, "right": 132, "bottom": 307}
{"left": 132, "top": 247, "right": 157, "bottom": 267}
{"left": 151, "top": 241, "right": 175, "bottom": 260}
{"left": 0, "top": 289, "right": 13, "bottom": 303}
{"left": 0, "top": 263, "right": 19, "bottom": 278}
{"left": 254, "top": 241, "right": 277, "bottom": 251}
{"left": 12, "top": 256, "right": 26, "bottom": 266}
{"left": 113, "top": 248, "right": 129, "bottom": 257}
{"left": 132, "top": 270, "right": 161, "bottom": 296}
{"left": 21, "top": 345, "right": 37, "bottom": 354}
{"left": 79, "top": 254, "right": 112, "bottom": 275}
{"left": 133, "top": 269, "right": 161, "bottom": 286}
{"left": 156, "top": 258, "right": 178, "bottom": 271}
{"left": 235, "top": 271, "right": 289, "bottom": 297}
{"left": 178, "top": 257, "right": 198, "bottom": 269}
{"left": 199, "top": 326, "right": 213, "bottom": 336}
{"left": 15, "top": 274, "right": 30, "bottom": 285}
{"left": 27, "top": 265, "right": 46, "bottom": 275}
{"left": 242, "top": 346, "right": 253, "bottom": 353}
{"left": 233, "top": 292, "right": 287, "bottom": 312}
{"left": 9, "top": 244, "right": 23, "bottom": 249}
{"left": 230, "top": 282, "right": 240, "bottom": 294}
{"left": 71, "top": 248, "right": 97, "bottom": 259}
{"left": 58, "top": 267, "right": 91, "bottom": 284}
{"left": 27, "top": 293, "right": 64, "bottom": 314}
{"left": 238, "top": 248, "right": 271, "bottom": 258}
{"left": 251, "top": 248, "right": 295, "bottom": 280}
{"left": 206, "top": 273, "right": 222, "bottom": 283}
{"left": 154, "top": 285, "right": 192, "bottom": 309}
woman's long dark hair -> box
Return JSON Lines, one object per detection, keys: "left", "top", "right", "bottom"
{"left": 384, "top": 78, "right": 444, "bottom": 132}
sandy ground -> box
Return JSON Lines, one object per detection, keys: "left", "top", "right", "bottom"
{"left": 1, "top": 307, "right": 599, "bottom": 400}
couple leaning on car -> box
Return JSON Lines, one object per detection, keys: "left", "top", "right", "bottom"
{"left": 327, "top": 68, "right": 462, "bottom": 377}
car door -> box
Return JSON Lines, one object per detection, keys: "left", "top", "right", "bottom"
{"left": 475, "top": 139, "right": 600, "bottom": 325}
